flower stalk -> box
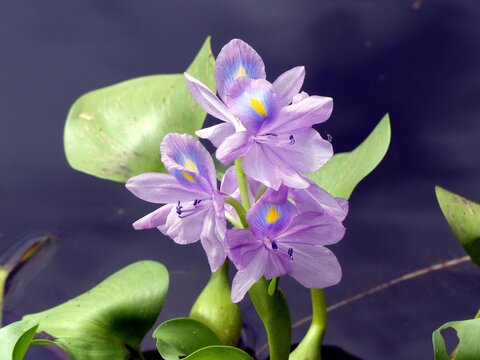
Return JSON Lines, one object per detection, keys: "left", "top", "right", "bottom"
{"left": 289, "top": 289, "right": 327, "bottom": 360}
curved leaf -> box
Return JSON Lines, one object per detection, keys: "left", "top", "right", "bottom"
{"left": 0, "top": 319, "right": 38, "bottom": 360}
{"left": 64, "top": 37, "right": 215, "bottom": 182}
{"left": 24, "top": 261, "right": 169, "bottom": 360}
{"left": 436, "top": 186, "right": 480, "bottom": 267}
{"left": 433, "top": 318, "right": 480, "bottom": 360}
{"left": 184, "top": 345, "right": 253, "bottom": 360}
{"left": 190, "top": 261, "right": 242, "bottom": 346}
{"left": 153, "top": 317, "right": 221, "bottom": 360}
{"left": 308, "top": 113, "right": 391, "bottom": 199}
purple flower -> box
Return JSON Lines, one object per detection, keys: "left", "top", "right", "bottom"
{"left": 126, "top": 133, "right": 227, "bottom": 272}
{"left": 226, "top": 188, "right": 346, "bottom": 303}
{"left": 185, "top": 39, "right": 334, "bottom": 190}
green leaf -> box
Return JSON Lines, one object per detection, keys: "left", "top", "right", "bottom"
{"left": 435, "top": 187, "right": 480, "bottom": 267}
{"left": 308, "top": 113, "right": 391, "bottom": 199}
{"left": 24, "top": 261, "right": 169, "bottom": 360}
{"left": 64, "top": 37, "right": 215, "bottom": 182}
{"left": 0, "top": 319, "right": 38, "bottom": 360}
{"left": 433, "top": 318, "right": 480, "bottom": 360}
{"left": 249, "top": 278, "right": 291, "bottom": 360}
{"left": 184, "top": 345, "right": 253, "bottom": 360}
{"left": 190, "top": 261, "right": 242, "bottom": 346}
{"left": 153, "top": 317, "right": 221, "bottom": 360}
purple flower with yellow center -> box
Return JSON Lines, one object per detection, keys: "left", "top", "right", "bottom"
{"left": 185, "top": 39, "right": 334, "bottom": 190}
{"left": 126, "top": 133, "right": 227, "bottom": 272}
{"left": 226, "top": 188, "right": 345, "bottom": 303}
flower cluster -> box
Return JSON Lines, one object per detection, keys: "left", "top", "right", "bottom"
{"left": 126, "top": 39, "right": 347, "bottom": 302}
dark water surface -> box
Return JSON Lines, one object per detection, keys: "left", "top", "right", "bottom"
{"left": 0, "top": 1, "right": 479, "bottom": 359}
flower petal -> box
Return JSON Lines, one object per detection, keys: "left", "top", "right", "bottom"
{"left": 215, "top": 39, "right": 266, "bottom": 102}
{"left": 226, "top": 78, "right": 279, "bottom": 133}
{"left": 231, "top": 249, "right": 268, "bottom": 303}
{"left": 226, "top": 228, "right": 263, "bottom": 270}
{"left": 132, "top": 204, "right": 173, "bottom": 231}
{"left": 216, "top": 131, "right": 253, "bottom": 165}
{"left": 184, "top": 73, "right": 241, "bottom": 127}
{"left": 196, "top": 122, "right": 235, "bottom": 148}
{"left": 126, "top": 173, "right": 206, "bottom": 203}
{"left": 291, "top": 182, "right": 349, "bottom": 222}
{"left": 161, "top": 133, "right": 217, "bottom": 190}
{"left": 272, "top": 66, "right": 305, "bottom": 107}
{"left": 264, "top": 95, "right": 333, "bottom": 134}
{"left": 243, "top": 143, "right": 310, "bottom": 190}
{"left": 164, "top": 202, "right": 209, "bottom": 244}
{"left": 272, "top": 128, "right": 333, "bottom": 174}
{"left": 277, "top": 211, "right": 346, "bottom": 246}
{"left": 285, "top": 243, "right": 342, "bottom": 289}
{"left": 246, "top": 196, "right": 296, "bottom": 239}
{"left": 200, "top": 206, "right": 227, "bottom": 272}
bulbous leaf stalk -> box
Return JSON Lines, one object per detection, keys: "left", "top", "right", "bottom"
{"left": 190, "top": 260, "right": 242, "bottom": 346}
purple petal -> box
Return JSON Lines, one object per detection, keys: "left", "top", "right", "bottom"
{"left": 161, "top": 133, "right": 217, "bottom": 190}
{"left": 246, "top": 196, "right": 296, "bottom": 239}
{"left": 243, "top": 143, "right": 310, "bottom": 190}
{"left": 272, "top": 66, "right": 305, "bottom": 107}
{"left": 264, "top": 250, "right": 291, "bottom": 280}
{"left": 231, "top": 250, "right": 268, "bottom": 303}
{"left": 216, "top": 131, "right": 253, "bottom": 165}
{"left": 291, "top": 182, "right": 349, "bottom": 222}
{"left": 184, "top": 73, "right": 241, "bottom": 129}
{"left": 215, "top": 39, "right": 266, "bottom": 102}
{"left": 226, "top": 78, "right": 279, "bottom": 133}
{"left": 200, "top": 206, "right": 227, "bottom": 272}
{"left": 226, "top": 228, "right": 263, "bottom": 269}
{"left": 133, "top": 204, "right": 173, "bottom": 231}
{"left": 277, "top": 211, "right": 346, "bottom": 246}
{"left": 271, "top": 128, "right": 333, "bottom": 174}
{"left": 263, "top": 95, "right": 333, "bottom": 134}
{"left": 164, "top": 201, "right": 209, "bottom": 244}
{"left": 292, "top": 91, "right": 309, "bottom": 103}
{"left": 126, "top": 173, "right": 207, "bottom": 203}
{"left": 286, "top": 243, "right": 342, "bottom": 289}
{"left": 196, "top": 122, "right": 235, "bottom": 148}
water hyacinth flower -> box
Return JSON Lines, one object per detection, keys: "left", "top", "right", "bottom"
{"left": 185, "top": 39, "right": 334, "bottom": 190}
{"left": 126, "top": 133, "right": 227, "bottom": 272}
{"left": 226, "top": 188, "right": 346, "bottom": 303}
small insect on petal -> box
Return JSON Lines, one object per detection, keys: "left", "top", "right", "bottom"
{"left": 250, "top": 98, "right": 267, "bottom": 117}
{"left": 266, "top": 205, "right": 281, "bottom": 224}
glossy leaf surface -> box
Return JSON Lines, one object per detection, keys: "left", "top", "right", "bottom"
{"left": 433, "top": 318, "right": 480, "bottom": 360}
{"left": 153, "top": 317, "right": 221, "bottom": 360}
{"left": 0, "top": 319, "right": 38, "bottom": 360}
{"left": 309, "top": 113, "right": 391, "bottom": 199}
{"left": 64, "top": 37, "right": 215, "bottom": 182}
{"left": 24, "top": 261, "right": 169, "bottom": 360}
{"left": 183, "top": 345, "right": 253, "bottom": 360}
{"left": 436, "top": 186, "right": 480, "bottom": 267}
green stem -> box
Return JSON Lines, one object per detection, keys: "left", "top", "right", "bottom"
{"left": 235, "top": 158, "right": 251, "bottom": 210}
{"left": 289, "top": 289, "right": 327, "bottom": 360}
{"left": 475, "top": 309, "right": 480, "bottom": 319}
{"left": 224, "top": 196, "right": 248, "bottom": 229}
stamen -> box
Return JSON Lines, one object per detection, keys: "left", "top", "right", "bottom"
{"left": 289, "top": 135, "right": 295, "bottom": 145}
{"left": 271, "top": 241, "right": 278, "bottom": 250}
{"left": 288, "top": 248, "right": 294, "bottom": 261}
{"left": 176, "top": 199, "right": 205, "bottom": 218}
{"left": 327, "top": 133, "right": 332, "bottom": 143}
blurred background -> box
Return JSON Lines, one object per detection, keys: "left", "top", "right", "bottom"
{"left": 0, "top": 1, "right": 479, "bottom": 359}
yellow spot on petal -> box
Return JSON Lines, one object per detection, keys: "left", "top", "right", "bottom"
{"left": 183, "top": 158, "right": 198, "bottom": 173}
{"left": 235, "top": 65, "right": 247, "bottom": 79}
{"left": 250, "top": 98, "right": 267, "bottom": 117}
{"left": 266, "top": 205, "right": 281, "bottom": 224}
{"left": 182, "top": 171, "right": 195, "bottom": 182}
